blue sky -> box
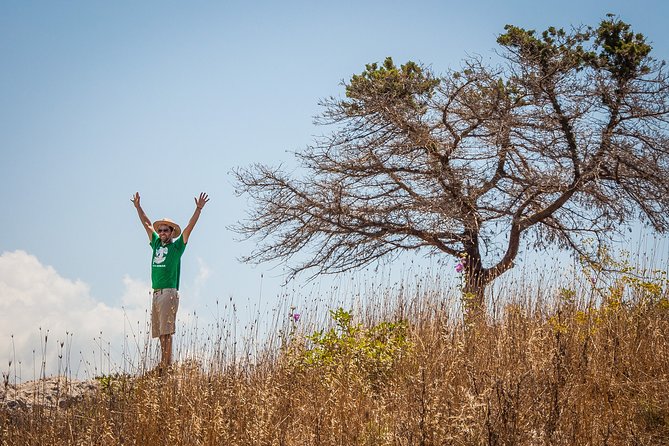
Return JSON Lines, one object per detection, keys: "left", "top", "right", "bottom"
{"left": 2, "top": 1, "right": 669, "bottom": 379}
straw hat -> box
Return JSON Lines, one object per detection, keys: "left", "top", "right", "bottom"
{"left": 153, "top": 218, "right": 182, "bottom": 238}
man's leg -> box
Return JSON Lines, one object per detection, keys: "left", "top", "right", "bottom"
{"left": 159, "top": 334, "right": 173, "bottom": 368}
{"left": 153, "top": 288, "right": 178, "bottom": 373}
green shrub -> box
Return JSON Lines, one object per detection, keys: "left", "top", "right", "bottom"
{"left": 297, "top": 308, "right": 411, "bottom": 387}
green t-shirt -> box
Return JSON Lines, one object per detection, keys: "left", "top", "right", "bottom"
{"left": 150, "top": 232, "right": 186, "bottom": 290}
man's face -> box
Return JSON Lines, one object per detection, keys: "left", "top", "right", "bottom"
{"left": 157, "top": 225, "right": 173, "bottom": 243}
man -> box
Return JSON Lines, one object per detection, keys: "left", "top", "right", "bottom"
{"left": 131, "top": 191, "right": 209, "bottom": 373}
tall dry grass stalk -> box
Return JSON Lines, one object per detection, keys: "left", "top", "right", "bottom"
{"left": 1, "top": 264, "right": 668, "bottom": 445}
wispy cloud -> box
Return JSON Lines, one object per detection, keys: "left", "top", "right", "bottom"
{"left": 193, "top": 257, "right": 211, "bottom": 298}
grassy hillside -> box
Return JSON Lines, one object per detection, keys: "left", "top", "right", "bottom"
{"left": 1, "top": 266, "right": 668, "bottom": 445}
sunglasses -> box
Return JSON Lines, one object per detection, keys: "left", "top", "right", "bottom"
{"left": 157, "top": 228, "right": 172, "bottom": 233}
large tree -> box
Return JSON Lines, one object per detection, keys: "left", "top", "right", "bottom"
{"left": 234, "top": 16, "right": 669, "bottom": 321}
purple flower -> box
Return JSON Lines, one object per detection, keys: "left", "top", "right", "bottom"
{"left": 291, "top": 313, "right": 301, "bottom": 322}
{"left": 455, "top": 263, "right": 465, "bottom": 273}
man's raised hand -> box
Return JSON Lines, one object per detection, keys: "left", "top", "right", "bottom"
{"left": 195, "top": 192, "right": 209, "bottom": 210}
{"left": 132, "top": 192, "right": 142, "bottom": 209}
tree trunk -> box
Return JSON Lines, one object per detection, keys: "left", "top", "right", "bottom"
{"left": 462, "top": 268, "right": 487, "bottom": 327}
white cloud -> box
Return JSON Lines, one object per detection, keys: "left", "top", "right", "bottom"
{"left": 192, "top": 257, "right": 211, "bottom": 298}
{"left": 0, "top": 250, "right": 153, "bottom": 382}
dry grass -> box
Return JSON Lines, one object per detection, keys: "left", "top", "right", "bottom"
{"left": 1, "top": 269, "right": 668, "bottom": 445}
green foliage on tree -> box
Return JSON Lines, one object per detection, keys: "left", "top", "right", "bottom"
{"left": 346, "top": 57, "right": 439, "bottom": 112}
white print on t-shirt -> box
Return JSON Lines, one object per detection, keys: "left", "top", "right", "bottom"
{"left": 154, "top": 246, "right": 168, "bottom": 264}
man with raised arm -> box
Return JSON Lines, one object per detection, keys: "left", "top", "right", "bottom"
{"left": 131, "top": 192, "right": 209, "bottom": 374}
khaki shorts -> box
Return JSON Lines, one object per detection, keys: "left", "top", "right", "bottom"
{"left": 152, "top": 288, "right": 179, "bottom": 338}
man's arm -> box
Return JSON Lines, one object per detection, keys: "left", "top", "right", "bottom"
{"left": 131, "top": 192, "right": 154, "bottom": 241}
{"left": 182, "top": 192, "right": 209, "bottom": 244}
